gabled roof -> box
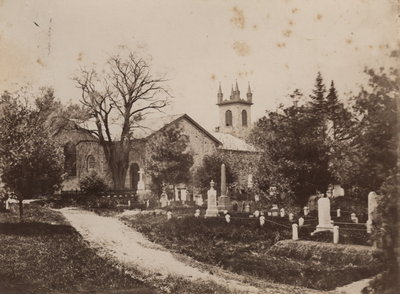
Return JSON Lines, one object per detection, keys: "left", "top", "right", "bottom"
{"left": 139, "top": 114, "right": 222, "bottom": 145}
{"left": 210, "top": 132, "right": 258, "bottom": 152}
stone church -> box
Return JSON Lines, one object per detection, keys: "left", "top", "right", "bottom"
{"left": 55, "top": 82, "right": 259, "bottom": 200}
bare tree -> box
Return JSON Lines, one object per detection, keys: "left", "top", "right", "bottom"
{"left": 74, "top": 51, "right": 169, "bottom": 189}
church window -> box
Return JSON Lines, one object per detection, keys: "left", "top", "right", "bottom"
{"left": 242, "top": 110, "right": 248, "bottom": 126}
{"left": 225, "top": 110, "right": 232, "bottom": 126}
{"left": 63, "top": 142, "right": 76, "bottom": 176}
{"left": 87, "top": 155, "right": 96, "bottom": 171}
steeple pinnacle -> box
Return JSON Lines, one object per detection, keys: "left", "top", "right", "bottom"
{"left": 217, "top": 82, "right": 223, "bottom": 103}
{"left": 246, "top": 82, "right": 253, "bottom": 102}
{"left": 235, "top": 80, "right": 239, "bottom": 92}
{"left": 247, "top": 82, "right": 252, "bottom": 94}
{"left": 230, "top": 85, "right": 234, "bottom": 100}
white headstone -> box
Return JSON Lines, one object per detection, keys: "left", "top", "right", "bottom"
{"left": 333, "top": 226, "right": 339, "bottom": 244}
{"left": 298, "top": 217, "right": 304, "bottom": 226}
{"left": 167, "top": 211, "right": 172, "bottom": 220}
{"left": 368, "top": 192, "right": 378, "bottom": 223}
{"left": 254, "top": 194, "right": 260, "bottom": 202}
{"left": 303, "top": 206, "right": 309, "bottom": 216}
{"left": 336, "top": 208, "right": 341, "bottom": 218}
{"left": 137, "top": 168, "right": 145, "bottom": 190}
{"left": 292, "top": 224, "right": 299, "bottom": 240}
{"left": 205, "top": 180, "right": 219, "bottom": 217}
{"left": 267, "top": 211, "right": 272, "bottom": 217}
{"left": 245, "top": 203, "right": 250, "bottom": 212}
{"left": 280, "top": 208, "right": 285, "bottom": 217}
{"left": 271, "top": 204, "right": 279, "bottom": 217}
{"left": 5, "top": 198, "right": 10, "bottom": 210}
{"left": 160, "top": 192, "right": 168, "bottom": 208}
{"left": 314, "top": 197, "right": 333, "bottom": 232}
{"left": 254, "top": 210, "right": 260, "bottom": 218}
{"left": 225, "top": 214, "right": 231, "bottom": 223}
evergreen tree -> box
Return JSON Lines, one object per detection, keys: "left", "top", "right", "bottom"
{"left": 146, "top": 125, "right": 194, "bottom": 198}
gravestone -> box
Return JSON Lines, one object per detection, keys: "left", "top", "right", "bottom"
{"left": 205, "top": 180, "right": 219, "bottom": 217}
{"left": 254, "top": 194, "right": 260, "bottom": 202}
{"left": 245, "top": 202, "right": 250, "bottom": 212}
{"left": 280, "top": 208, "right": 285, "bottom": 217}
{"left": 194, "top": 209, "right": 200, "bottom": 218}
{"left": 292, "top": 224, "right": 298, "bottom": 240}
{"left": 313, "top": 196, "right": 333, "bottom": 234}
{"left": 368, "top": 192, "right": 378, "bottom": 223}
{"left": 271, "top": 204, "right": 279, "bottom": 217}
{"left": 303, "top": 206, "right": 309, "bottom": 216}
{"left": 254, "top": 210, "right": 260, "bottom": 218}
{"left": 288, "top": 213, "right": 294, "bottom": 222}
{"left": 5, "top": 198, "right": 10, "bottom": 210}
{"left": 298, "top": 217, "right": 304, "bottom": 226}
{"left": 166, "top": 211, "right": 172, "bottom": 220}
{"left": 225, "top": 214, "right": 231, "bottom": 223}
{"left": 217, "top": 164, "right": 231, "bottom": 211}
{"left": 160, "top": 189, "right": 168, "bottom": 208}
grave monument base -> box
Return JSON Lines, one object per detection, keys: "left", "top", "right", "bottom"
{"left": 217, "top": 196, "right": 231, "bottom": 211}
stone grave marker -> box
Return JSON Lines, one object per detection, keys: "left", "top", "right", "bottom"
{"left": 205, "top": 180, "right": 218, "bottom": 217}
{"left": 313, "top": 196, "right": 333, "bottom": 234}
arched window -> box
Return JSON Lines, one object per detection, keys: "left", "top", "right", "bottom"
{"left": 225, "top": 110, "right": 232, "bottom": 126}
{"left": 242, "top": 109, "right": 248, "bottom": 126}
{"left": 87, "top": 155, "right": 96, "bottom": 171}
{"left": 63, "top": 142, "right": 76, "bottom": 176}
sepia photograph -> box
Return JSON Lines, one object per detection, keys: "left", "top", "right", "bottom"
{"left": 0, "top": 0, "right": 399, "bottom": 293}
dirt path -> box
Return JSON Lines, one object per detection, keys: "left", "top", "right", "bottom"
{"left": 59, "top": 208, "right": 327, "bottom": 294}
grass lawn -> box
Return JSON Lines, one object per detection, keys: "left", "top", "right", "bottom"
{"left": 0, "top": 205, "right": 157, "bottom": 294}
{"left": 121, "top": 211, "right": 384, "bottom": 291}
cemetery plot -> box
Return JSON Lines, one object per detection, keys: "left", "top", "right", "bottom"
{"left": 121, "top": 210, "right": 383, "bottom": 291}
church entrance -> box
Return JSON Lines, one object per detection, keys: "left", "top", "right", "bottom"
{"left": 130, "top": 163, "right": 140, "bottom": 192}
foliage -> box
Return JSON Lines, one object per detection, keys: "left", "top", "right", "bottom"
{"left": 250, "top": 85, "right": 334, "bottom": 206}
{"left": 74, "top": 50, "right": 170, "bottom": 189}
{"left": 369, "top": 170, "right": 399, "bottom": 292}
{"left": 0, "top": 91, "right": 64, "bottom": 218}
{"left": 194, "top": 152, "right": 237, "bottom": 196}
{"left": 146, "top": 125, "right": 194, "bottom": 196}
{"left": 79, "top": 171, "right": 108, "bottom": 196}
{"left": 348, "top": 67, "right": 398, "bottom": 195}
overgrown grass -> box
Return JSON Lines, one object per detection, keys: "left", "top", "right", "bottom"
{"left": 122, "top": 213, "right": 384, "bottom": 290}
{"left": 0, "top": 205, "right": 156, "bottom": 294}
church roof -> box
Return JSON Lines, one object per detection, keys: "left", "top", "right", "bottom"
{"left": 210, "top": 132, "right": 258, "bottom": 152}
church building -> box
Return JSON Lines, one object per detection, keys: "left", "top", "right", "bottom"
{"left": 55, "top": 82, "right": 259, "bottom": 201}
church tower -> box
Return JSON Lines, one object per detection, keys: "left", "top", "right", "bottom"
{"left": 216, "top": 81, "right": 253, "bottom": 138}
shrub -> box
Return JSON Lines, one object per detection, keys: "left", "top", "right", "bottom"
{"left": 79, "top": 172, "right": 108, "bottom": 196}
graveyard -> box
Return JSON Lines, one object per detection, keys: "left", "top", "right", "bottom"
{"left": 115, "top": 177, "right": 384, "bottom": 291}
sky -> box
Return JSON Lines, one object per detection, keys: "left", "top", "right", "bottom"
{"left": 0, "top": 0, "right": 398, "bottom": 130}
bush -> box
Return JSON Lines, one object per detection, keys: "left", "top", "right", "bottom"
{"left": 79, "top": 172, "right": 108, "bottom": 196}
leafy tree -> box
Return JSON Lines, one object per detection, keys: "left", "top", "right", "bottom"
{"left": 74, "top": 50, "right": 169, "bottom": 189}
{"left": 0, "top": 92, "right": 64, "bottom": 219}
{"left": 194, "top": 153, "right": 236, "bottom": 197}
{"left": 146, "top": 125, "right": 193, "bottom": 198}
{"left": 348, "top": 67, "right": 398, "bottom": 195}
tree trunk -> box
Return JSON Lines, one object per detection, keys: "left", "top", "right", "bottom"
{"left": 102, "top": 141, "right": 130, "bottom": 190}
{"left": 18, "top": 198, "right": 23, "bottom": 222}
